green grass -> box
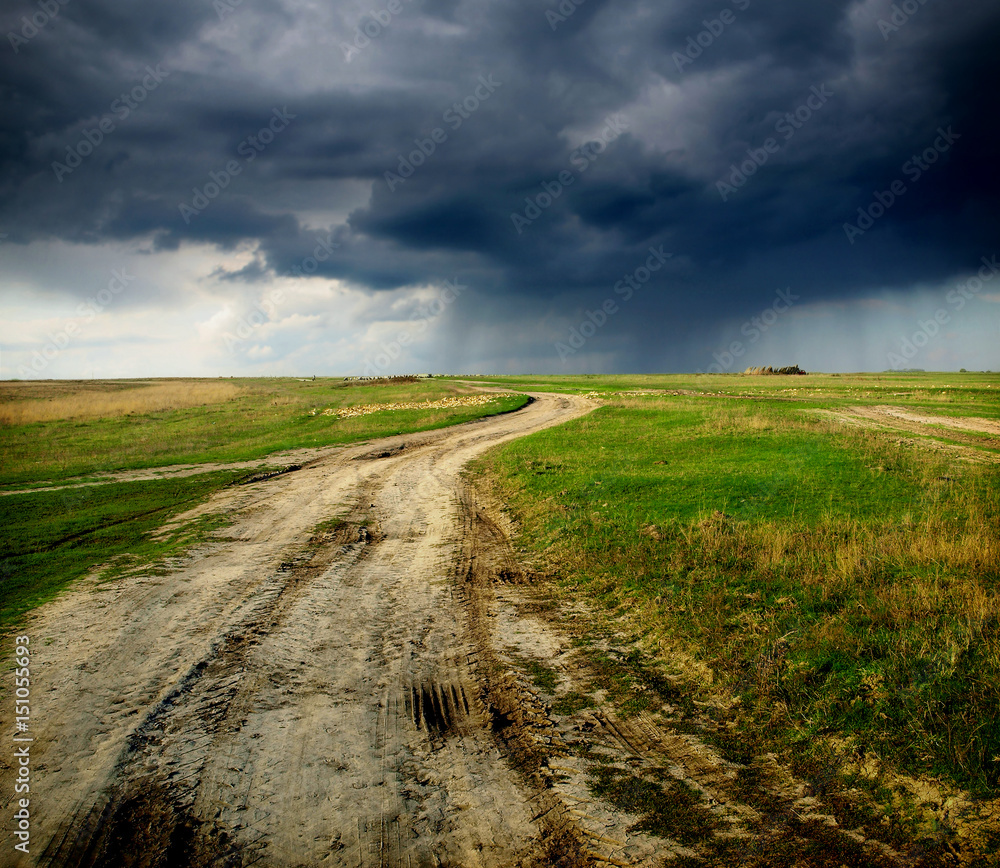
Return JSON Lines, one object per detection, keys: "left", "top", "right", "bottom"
{"left": 496, "top": 401, "right": 941, "bottom": 525}
{"left": 507, "top": 652, "right": 560, "bottom": 693}
{"left": 463, "top": 371, "right": 1000, "bottom": 419}
{"left": 0, "top": 378, "right": 528, "bottom": 486}
{"left": 474, "top": 379, "right": 1000, "bottom": 800}
{"left": 551, "top": 690, "right": 596, "bottom": 715}
{"left": 0, "top": 472, "right": 244, "bottom": 637}
{"left": 588, "top": 765, "right": 717, "bottom": 843}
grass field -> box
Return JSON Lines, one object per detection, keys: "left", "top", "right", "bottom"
{"left": 463, "top": 371, "right": 1000, "bottom": 419}
{"left": 472, "top": 372, "right": 1000, "bottom": 822}
{"left": 0, "top": 377, "right": 527, "bottom": 636}
{"left": 0, "top": 377, "right": 526, "bottom": 486}
{"left": 0, "top": 473, "right": 243, "bottom": 635}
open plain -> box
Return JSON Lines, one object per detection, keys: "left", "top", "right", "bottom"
{"left": 1, "top": 374, "right": 998, "bottom": 867}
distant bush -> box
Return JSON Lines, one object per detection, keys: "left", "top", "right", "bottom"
{"left": 742, "top": 364, "right": 806, "bottom": 376}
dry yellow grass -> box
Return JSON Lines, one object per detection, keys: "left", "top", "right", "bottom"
{"left": 0, "top": 381, "right": 244, "bottom": 425}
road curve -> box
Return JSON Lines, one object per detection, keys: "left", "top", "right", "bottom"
{"left": 0, "top": 392, "right": 594, "bottom": 868}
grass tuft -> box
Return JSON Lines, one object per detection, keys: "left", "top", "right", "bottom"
{"left": 588, "top": 764, "right": 717, "bottom": 843}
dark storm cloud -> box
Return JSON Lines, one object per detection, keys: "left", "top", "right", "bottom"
{"left": 1, "top": 0, "right": 998, "bottom": 367}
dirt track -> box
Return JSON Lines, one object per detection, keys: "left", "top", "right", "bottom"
{"left": 804, "top": 405, "right": 1000, "bottom": 467}
{"left": 2, "top": 393, "right": 969, "bottom": 867}
{"left": 1, "top": 393, "right": 596, "bottom": 867}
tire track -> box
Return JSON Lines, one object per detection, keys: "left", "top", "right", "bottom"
{"left": 38, "top": 510, "right": 359, "bottom": 867}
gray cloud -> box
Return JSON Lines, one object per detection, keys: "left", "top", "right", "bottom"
{"left": 1, "top": 0, "right": 998, "bottom": 374}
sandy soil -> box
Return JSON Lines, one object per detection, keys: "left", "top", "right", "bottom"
{"left": 2, "top": 393, "right": 992, "bottom": 867}
{"left": 854, "top": 406, "right": 1000, "bottom": 437}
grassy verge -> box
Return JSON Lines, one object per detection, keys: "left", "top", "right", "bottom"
{"left": 474, "top": 389, "right": 1000, "bottom": 806}
{"left": 0, "top": 472, "right": 245, "bottom": 637}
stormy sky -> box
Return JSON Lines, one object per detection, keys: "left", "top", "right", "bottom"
{"left": 1, "top": 0, "right": 998, "bottom": 378}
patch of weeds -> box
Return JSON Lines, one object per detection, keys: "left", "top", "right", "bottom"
{"left": 101, "top": 511, "right": 234, "bottom": 582}
{"left": 723, "top": 747, "right": 945, "bottom": 865}
{"left": 675, "top": 817, "right": 904, "bottom": 868}
{"left": 507, "top": 653, "right": 559, "bottom": 693}
{"left": 622, "top": 648, "right": 694, "bottom": 709}
{"left": 587, "top": 764, "right": 716, "bottom": 844}
{"left": 552, "top": 691, "right": 595, "bottom": 715}
{"left": 661, "top": 718, "right": 710, "bottom": 737}
{"left": 309, "top": 513, "right": 378, "bottom": 546}
{"left": 563, "top": 739, "right": 612, "bottom": 763}
{"left": 727, "top": 763, "right": 789, "bottom": 820}
{"left": 311, "top": 514, "right": 351, "bottom": 535}
{"left": 584, "top": 650, "right": 650, "bottom": 712}
{"left": 580, "top": 645, "right": 696, "bottom": 720}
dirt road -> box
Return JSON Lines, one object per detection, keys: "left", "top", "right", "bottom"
{"left": 1, "top": 393, "right": 595, "bottom": 867}
{"left": 1, "top": 393, "right": 954, "bottom": 867}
